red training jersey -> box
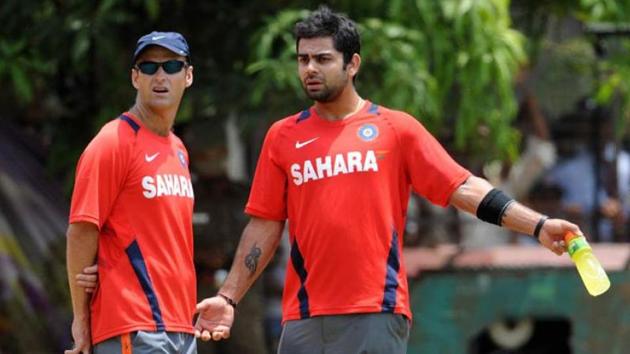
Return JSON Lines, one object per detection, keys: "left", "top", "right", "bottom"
{"left": 69, "top": 113, "right": 196, "bottom": 344}
{"left": 245, "top": 101, "right": 471, "bottom": 322}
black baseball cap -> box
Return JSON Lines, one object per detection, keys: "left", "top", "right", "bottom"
{"left": 133, "top": 31, "right": 191, "bottom": 63}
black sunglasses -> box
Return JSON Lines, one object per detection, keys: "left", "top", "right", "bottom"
{"left": 135, "top": 60, "right": 187, "bottom": 75}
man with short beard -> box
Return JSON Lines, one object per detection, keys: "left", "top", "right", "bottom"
{"left": 194, "top": 6, "right": 580, "bottom": 354}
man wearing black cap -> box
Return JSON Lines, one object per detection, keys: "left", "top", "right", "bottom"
{"left": 66, "top": 31, "right": 197, "bottom": 354}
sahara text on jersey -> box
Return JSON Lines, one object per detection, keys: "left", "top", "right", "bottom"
{"left": 290, "top": 150, "right": 379, "bottom": 186}
{"left": 142, "top": 174, "right": 194, "bottom": 199}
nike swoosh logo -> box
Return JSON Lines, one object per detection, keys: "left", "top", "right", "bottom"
{"left": 295, "top": 137, "right": 319, "bottom": 149}
{"left": 152, "top": 36, "right": 166, "bottom": 41}
{"left": 145, "top": 152, "right": 160, "bottom": 162}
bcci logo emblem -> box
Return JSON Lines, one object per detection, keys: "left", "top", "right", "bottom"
{"left": 357, "top": 124, "right": 379, "bottom": 142}
{"left": 177, "top": 150, "right": 187, "bottom": 167}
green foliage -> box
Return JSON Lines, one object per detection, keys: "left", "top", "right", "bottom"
{"left": 593, "top": 41, "right": 630, "bottom": 139}
{"left": 0, "top": 40, "right": 35, "bottom": 103}
{"left": 358, "top": 18, "right": 438, "bottom": 129}
{"left": 578, "top": 1, "right": 630, "bottom": 138}
{"left": 1, "top": 0, "right": 306, "bottom": 190}
{"left": 515, "top": 0, "right": 630, "bottom": 139}
{"left": 144, "top": 0, "right": 161, "bottom": 20}
{"left": 247, "top": 1, "right": 527, "bottom": 162}
{"left": 1, "top": 0, "right": 154, "bottom": 186}
{"left": 577, "top": 0, "right": 630, "bottom": 21}
{"left": 411, "top": 0, "right": 527, "bottom": 162}
{"left": 409, "top": 0, "right": 526, "bottom": 161}
{"left": 530, "top": 38, "right": 596, "bottom": 118}
{"left": 4, "top": 0, "right": 630, "bottom": 174}
{"left": 246, "top": 10, "right": 309, "bottom": 108}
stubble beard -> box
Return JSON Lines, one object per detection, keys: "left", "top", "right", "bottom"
{"left": 302, "top": 79, "right": 345, "bottom": 103}
{"left": 303, "top": 66, "right": 352, "bottom": 103}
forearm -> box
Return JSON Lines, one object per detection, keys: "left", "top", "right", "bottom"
{"left": 218, "top": 217, "right": 284, "bottom": 303}
{"left": 499, "top": 202, "right": 545, "bottom": 236}
{"left": 450, "top": 176, "right": 579, "bottom": 255}
{"left": 450, "top": 175, "right": 544, "bottom": 236}
{"left": 66, "top": 222, "right": 99, "bottom": 319}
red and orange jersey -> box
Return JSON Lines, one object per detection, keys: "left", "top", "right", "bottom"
{"left": 69, "top": 112, "right": 196, "bottom": 344}
{"left": 246, "top": 101, "right": 471, "bottom": 322}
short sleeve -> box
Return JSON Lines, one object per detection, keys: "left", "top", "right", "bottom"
{"left": 245, "top": 123, "right": 287, "bottom": 220}
{"left": 400, "top": 115, "right": 471, "bottom": 206}
{"left": 69, "top": 127, "right": 130, "bottom": 229}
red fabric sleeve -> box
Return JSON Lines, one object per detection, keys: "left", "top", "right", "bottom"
{"left": 245, "top": 122, "right": 288, "bottom": 221}
{"left": 69, "top": 126, "right": 130, "bottom": 229}
{"left": 400, "top": 114, "right": 471, "bottom": 207}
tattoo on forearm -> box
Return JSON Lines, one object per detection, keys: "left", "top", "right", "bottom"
{"left": 244, "top": 244, "right": 262, "bottom": 274}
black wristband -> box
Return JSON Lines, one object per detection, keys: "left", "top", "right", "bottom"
{"left": 533, "top": 216, "right": 549, "bottom": 240}
{"left": 498, "top": 200, "right": 515, "bottom": 226}
{"left": 217, "top": 293, "right": 237, "bottom": 308}
{"left": 476, "top": 189, "right": 515, "bottom": 226}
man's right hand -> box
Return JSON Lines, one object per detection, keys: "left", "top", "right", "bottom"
{"left": 194, "top": 296, "right": 235, "bottom": 341}
{"left": 65, "top": 316, "right": 91, "bottom": 354}
{"left": 76, "top": 264, "right": 98, "bottom": 293}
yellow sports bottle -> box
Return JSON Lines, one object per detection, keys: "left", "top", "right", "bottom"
{"left": 565, "top": 232, "right": 610, "bottom": 296}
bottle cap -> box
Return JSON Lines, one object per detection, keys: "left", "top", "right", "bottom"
{"left": 564, "top": 231, "right": 579, "bottom": 244}
{"left": 565, "top": 231, "right": 591, "bottom": 256}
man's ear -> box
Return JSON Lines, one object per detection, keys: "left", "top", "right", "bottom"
{"left": 346, "top": 53, "right": 361, "bottom": 78}
{"left": 185, "top": 66, "right": 194, "bottom": 88}
{"left": 131, "top": 69, "right": 140, "bottom": 89}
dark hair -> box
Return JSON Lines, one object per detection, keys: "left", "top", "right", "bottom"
{"left": 294, "top": 5, "right": 360, "bottom": 66}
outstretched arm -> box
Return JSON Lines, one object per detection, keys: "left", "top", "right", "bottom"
{"left": 449, "top": 176, "right": 580, "bottom": 255}
{"left": 195, "top": 216, "right": 284, "bottom": 341}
